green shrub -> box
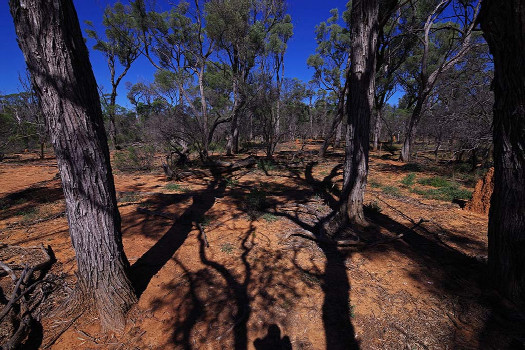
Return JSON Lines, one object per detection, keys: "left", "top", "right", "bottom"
{"left": 113, "top": 145, "right": 154, "bottom": 172}
{"left": 197, "top": 215, "right": 212, "bottom": 227}
{"left": 257, "top": 159, "right": 276, "bottom": 172}
{"left": 411, "top": 185, "right": 472, "bottom": 201}
{"left": 220, "top": 243, "right": 234, "bottom": 254}
{"left": 368, "top": 180, "right": 382, "bottom": 188}
{"left": 400, "top": 173, "right": 416, "bottom": 187}
{"left": 244, "top": 188, "right": 267, "bottom": 218}
{"left": 225, "top": 177, "right": 239, "bottom": 188}
{"left": 16, "top": 207, "right": 38, "bottom": 223}
{"left": 261, "top": 213, "right": 279, "bottom": 222}
{"left": 118, "top": 192, "right": 141, "bottom": 203}
{"left": 417, "top": 176, "right": 451, "bottom": 188}
{"left": 382, "top": 185, "right": 401, "bottom": 197}
{"left": 383, "top": 143, "right": 400, "bottom": 155}
{"left": 164, "top": 183, "right": 189, "bottom": 192}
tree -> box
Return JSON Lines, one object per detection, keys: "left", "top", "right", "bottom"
{"left": 307, "top": 6, "right": 351, "bottom": 157}
{"left": 10, "top": 0, "right": 137, "bottom": 330}
{"left": 479, "top": 0, "right": 525, "bottom": 307}
{"left": 86, "top": 1, "right": 140, "bottom": 150}
{"left": 398, "top": 0, "right": 481, "bottom": 162}
{"left": 323, "top": 0, "right": 380, "bottom": 234}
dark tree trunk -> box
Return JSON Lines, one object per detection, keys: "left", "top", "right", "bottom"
{"left": 319, "top": 84, "right": 347, "bottom": 158}
{"left": 10, "top": 0, "right": 137, "bottom": 330}
{"left": 400, "top": 98, "right": 425, "bottom": 162}
{"left": 480, "top": 0, "right": 525, "bottom": 307}
{"left": 372, "top": 109, "right": 382, "bottom": 151}
{"left": 324, "top": 0, "right": 379, "bottom": 234}
{"left": 108, "top": 92, "right": 119, "bottom": 149}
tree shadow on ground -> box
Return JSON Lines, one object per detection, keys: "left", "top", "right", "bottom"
{"left": 276, "top": 160, "right": 525, "bottom": 348}
{"left": 253, "top": 324, "right": 292, "bottom": 350}
{"left": 0, "top": 186, "right": 63, "bottom": 221}
{"left": 145, "top": 219, "right": 301, "bottom": 350}
{"left": 130, "top": 169, "right": 226, "bottom": 296}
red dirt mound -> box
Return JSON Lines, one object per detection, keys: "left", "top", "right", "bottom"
{"left": 466, "top": 167, "right": 494, "bottom": 215}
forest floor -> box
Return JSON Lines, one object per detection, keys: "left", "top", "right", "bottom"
{"left": 1, "top": 142, "right": 524, "bottom": 349}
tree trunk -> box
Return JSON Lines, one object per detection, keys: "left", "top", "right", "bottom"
{"left": 372, "top": 109, "right": 382, "bottom": 151}
{"left": 108, "top": 92, "right": 119, "bottom": 149}
{"left": 319, "top": 85, "right": 347, "bottom": 158}
{"left": 400, "top": 98, "right": 424, "bottom": 162}
{"left": 10, "top": 0, "right": 137, "bottom": 330}
{"left": 480, "top": 0, "right": 525, "bottom": 307}
{"left": 324, "top": 0, "right": 379, "bottom": 234}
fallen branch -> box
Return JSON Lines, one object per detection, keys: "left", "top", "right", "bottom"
{"left": 0, "top": 244, "right": 55, "bottom": 350}
{"left": 290, "top": 231, "right": 365, "bottom": 247}
{"left": 196, "top": 223, "right": 210, "bottom": 248}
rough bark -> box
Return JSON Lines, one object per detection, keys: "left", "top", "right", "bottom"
{"left": 372, "top": 109, "right": 382, "bottom": 151}
{"left": 319, "top": 83, "right": 348, "bottom": 158}
{"left": 480, "top": 0, "right": 525, "bottom": 307}
{"left": 324, "top": 0, "right": 379, "bottom": 234}
{"left": 10, "top": 0, "right": 137, "bottom": 330}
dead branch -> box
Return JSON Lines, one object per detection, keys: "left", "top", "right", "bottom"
{"left": 196, "top": 223, "right": 210, "bottom": 248}
{"left": 0, "top": 244, "right": 55, "bottom": 350}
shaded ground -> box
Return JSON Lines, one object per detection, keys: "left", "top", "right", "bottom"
{"left": 0, "top": 145, "right": 523, "bottom": 349}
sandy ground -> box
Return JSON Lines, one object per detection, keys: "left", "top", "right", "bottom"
{"left": 0, "top": 145, "right": 523, "bottom": 349}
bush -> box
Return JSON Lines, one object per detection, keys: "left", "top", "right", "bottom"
{"left": 417, "top": 176, "right": 451, "bottom": 188}
{"left": 113, "top": 145, "right": 154, "bottom": 172}
{"left": 400, "top": 173, "right": 416, "bottom": 187}
{"left": 411, "top": 186, "right": 472, "bottom": 201}
{"left": 244, "top": 188, "right": 267, "bottom": 218}
{"left": 382, "top": 185, "right": 401, "bottom": 197}
{"left": 257, "top": 159, "right": 276, "bottom": 172}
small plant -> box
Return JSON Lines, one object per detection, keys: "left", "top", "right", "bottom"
{"left": 417, "top": 176, "right": 451, "bottom": 188}
{"left": 165, "top": 183, "right": 182, "bottom": 191}
{"left": 261, "top": 213, "right": 279, "bottom": 222}
{"left": 165, "top": 183, "right": 190, "bottom": 192}
{"left": 0, "top": 200, "right": 10, "bottom": 210}
{"left": 411, "top": 185, "right": 472, "bottom": 201}
{"left": 382, "top": 185, "right": 401, "bottom": 197}
{"left": 364, "top": 201, "right": 382, "bottom": 214}
{"left": 349, "top": 304, "right": 355, "bottom": 318}
{"left": 118, "top": 192, "right": 141, "bottom": 203}
{"left": 225, "top": 177, "right": 239, "bottom": 188}
{"left": 244, "top": 187, "right": 268, "bottom": 218}
{"left": 16, "top": 207, "right": 38, "bottom": 223}
{"left": 400, "top": 173, "right": 416, "bottom": 187}
{"left": 220, "top": 243, "right": 234, "bottom": 254}
{"left": 197, "top": 215, "right": 212, "bottom": 227}
{"left": 113, "top": 145, "right": 154, "bottom": 172}
{"left": 368, "top": 180, "right": 382, "bottom": 188}
{"left": 257, "top": 159, "right": 276, "bottom": 172}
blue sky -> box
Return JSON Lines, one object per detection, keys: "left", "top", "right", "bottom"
{"left": 0, "top": 0, "right": 360, "bottom": 107}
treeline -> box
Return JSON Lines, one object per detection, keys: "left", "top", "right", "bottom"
{"left": 1, "top": 0, "right": 492, "bottom": 169}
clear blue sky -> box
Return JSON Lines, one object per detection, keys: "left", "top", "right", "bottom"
{"left": 0, "top": 0, "right": 365, "bottom": 107}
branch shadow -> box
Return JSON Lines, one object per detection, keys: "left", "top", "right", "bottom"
{"left": 130, "top": 170, "right": 226, "bottom": 297}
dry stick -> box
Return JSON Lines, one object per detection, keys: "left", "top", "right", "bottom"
{"left": 290, "top": 230, "right": 365, "bottom": 247}
{"left": 0, "top": 267, "right": 28, "bottom": 322}
{"left": 0, "top": 261, "right": 17, "bottom": 281}
{"left": 196, "top": 223, "right": 210, "bottom": 248}
{"left": 42, "top": 311, "right": 83, "bottom": 349}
